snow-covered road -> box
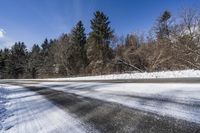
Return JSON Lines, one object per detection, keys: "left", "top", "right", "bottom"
{"left": 0, "top": 84, "right": 97, "bottom": 133}
{"left": 0, "top": 80, "right": 200, "bottom": 133}
{"left": 39, "top": 82, "right": 200, "bottom": 123}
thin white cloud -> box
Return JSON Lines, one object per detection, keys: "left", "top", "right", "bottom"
{"left": 0, "top": 28, "right": 5, "bottom": 38}
{"left": 0, "top": 28, "right": 14, "bottom": 49}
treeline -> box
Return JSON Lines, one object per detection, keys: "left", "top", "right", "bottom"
{"left": 0, "top": 9, "right": 200, "bottom": 79}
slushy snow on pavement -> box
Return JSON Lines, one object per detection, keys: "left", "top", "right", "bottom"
{"left": 39, "top": 82, "right": 200, "bottom": 124}
{"left": 0, "top": 70, "right": 200, "bottom": 132}
{"left": 0, "top": 84, "right": 97, "bottom": 133}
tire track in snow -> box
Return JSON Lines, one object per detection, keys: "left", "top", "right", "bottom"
{"left": 23, "top": 85, "right": 200, "bottom": 133}
{"left": 0, "top": 84, "right": 98, "bottom": 133}
{"left": 0, "top": 85, "right": 14, "bottom": 131}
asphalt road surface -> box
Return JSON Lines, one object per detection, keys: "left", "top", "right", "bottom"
{"left": 1, "top": 79, "right": 200, "bottom": 133}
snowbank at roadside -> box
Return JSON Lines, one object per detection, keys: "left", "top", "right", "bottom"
{"left": 1, "top": 69, "right": 200, "bottom": 81}
{"left": 38, "top": 69, "right": 200, "bottom": 81}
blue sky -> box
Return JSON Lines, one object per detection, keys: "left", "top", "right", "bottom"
{"left": 0, "top": 0, "right": 199, "bottom": 49}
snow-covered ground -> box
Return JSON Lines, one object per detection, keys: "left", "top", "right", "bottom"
{"left": 2, "top": 82, "right": 200, "bottom": 133}
{"left": 1, "top": 69, "right": 200, "bottom": 132}
{"left": 39, "top": 82, "right": 200, "bottom": 124}
{"left": 0, "top": 84, "right": 97, "bottom": 133}
{"left": 0, "top": 85, "right": 9, "bottom": 131}
{"left": 17, "top": 69, "right": 200, "bottom": 81}
{"left": 64, "top": 69, "right": 200, "bottom": 80}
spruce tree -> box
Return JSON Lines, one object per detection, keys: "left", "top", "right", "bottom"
{"left": 86, "top": 11, "right": 114, "bottom": 73}
{"left": 41, "top": 38, "right": 50, "bottom": 57}
{"left": 90, "top": 11, "right": 114, "bottom": 45}
{"left": 71, "top": 21, "right": 86, "bottom": 46}
{"left": 40, "top": 38, "right": 55, "bottom": 77}
{"left": 10, "top": 42, "right": 28, "bottom": 78}
{"left": 29, "top": 44, "right": 42, "bottom": 78}
{"left": 2, "top": 48, "right": 11, "bottom": 78}
{"left": 87, "top": 11, "right": 114, "bottom": 74}
{"left": 64, "top": 21, "right": 88, "bottom": 75}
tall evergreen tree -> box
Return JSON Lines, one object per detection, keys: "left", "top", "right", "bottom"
{"left": 71, "top": 21, "right": 88, "bottom": 74}
{"left": 41, "top": 38, "right": 50, "bottom": 57}
{"left": 10, "top": 42, "right": 28, "bottom": 78}
{"left": 86, "top": 11, "right": 114, "bottom": 74}
{"left": 40, "top": 38, "right": 55, "bottom": 77}
{"left": 90, "top": 11, "right": 114, "bottom": 45}
{"left": 88, "top": 11, "right": 114, "bottom": 61}
{"left": 29, "top": 44, "right": 42, "bottom": 78}
{"left": 71, "top": 21, "right": 86, "bottom": 46}
{"left": 59, "top": 21, "right": 87, "bottom": 75}
{"left": 1, "top": 48, "right": 11, "bottom": 78}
